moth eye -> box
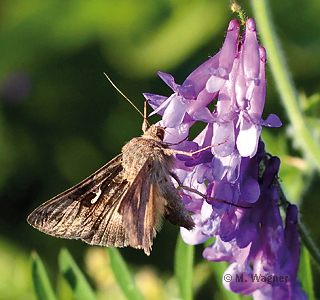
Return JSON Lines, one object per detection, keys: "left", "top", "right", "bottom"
{"left": 156, "top": 128, "right": 165, "bottom": 140}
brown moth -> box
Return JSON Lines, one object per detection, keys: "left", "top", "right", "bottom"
{"left": 27, "top": 124, "right": 195, "bottom": 255}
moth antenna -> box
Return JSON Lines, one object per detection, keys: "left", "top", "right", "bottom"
{"left": 142, "top": 99, "right": 149, "bottom": 133}
{"left": 103, "top": 73, "right": 150, "bottom": 130}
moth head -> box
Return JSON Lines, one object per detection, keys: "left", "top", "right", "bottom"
{"left": 144, "top": 125, "right": 166, "bottom": 141}
{"left": 156, "top": 127, "right": 165, "bottom": 141}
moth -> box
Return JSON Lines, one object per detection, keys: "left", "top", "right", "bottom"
{"left": 27, "top": 120, "right": 196, "bottom": 255}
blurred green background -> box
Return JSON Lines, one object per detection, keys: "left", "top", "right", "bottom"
{"left": 1, "top": 0, "right": 320, "bottom": 299}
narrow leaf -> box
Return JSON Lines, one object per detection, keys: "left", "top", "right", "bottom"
{"left": 31, "top": 251, "right": 57, "bottom": 300}
{"left": 174, "top": 233, "right": 194, "bottom": 300}
{"left": 299, "top": 246, "right": 315, "bottom": 300}
{"left": 108, "top": 247, "right": 144, "bottom": 300}
{"left": 58, "top": 248, "right": 96, "bottom": 300}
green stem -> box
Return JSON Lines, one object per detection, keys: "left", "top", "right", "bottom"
{"left": 277, "top": 180, "right": 320, "bottom": 267}
{"left": 298, "top": 219, "right": 320, "bottom": 270}
{"left": 250, "top": 0, "right": 320, "bottom": 170}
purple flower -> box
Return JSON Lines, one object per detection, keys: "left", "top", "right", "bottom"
{"left": 144, "top": 18, "right": 306, "bottom": 299}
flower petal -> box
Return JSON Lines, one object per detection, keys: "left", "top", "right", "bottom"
{"left": 236, "top": 117, "right": 261, "bottom": 158}
{"left": 162, "top": 94, "right": 190, "bottom": 127}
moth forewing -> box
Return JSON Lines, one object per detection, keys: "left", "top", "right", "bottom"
{"left": 27, "top": 124, "right": 195, "bottom": 256}
{"left": 27, "top": 154, "right": 125, "bottom": 237}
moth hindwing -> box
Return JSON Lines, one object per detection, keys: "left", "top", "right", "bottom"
{"left": 27, "top": 125, "right": 194, "bottom": 255}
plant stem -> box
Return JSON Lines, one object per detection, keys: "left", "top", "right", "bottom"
{"left": 250, "top": 0, "right": 320, "bottom": 170}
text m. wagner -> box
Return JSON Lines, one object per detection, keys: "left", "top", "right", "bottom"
{"left": 236, "top": 274, "right": 289, "bottom": 284}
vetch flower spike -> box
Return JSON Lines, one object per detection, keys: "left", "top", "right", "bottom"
{"left": 145, "top": 17, "right": 306, "bottom": 299}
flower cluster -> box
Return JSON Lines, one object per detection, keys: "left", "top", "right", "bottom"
{"left": 144, "top": 18, "right": 307, "bottom": 299}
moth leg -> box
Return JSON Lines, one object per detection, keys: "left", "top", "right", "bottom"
{"left": 169, "top": 172, "right": 210, "bottom": 200}
{"left": 169, "top": 172, "right": 252, "bottom": 209}
{"left": 169, "top": 172, "right": 183, "bottom": 186}
{"left": 163, "top": 138, "right": 228, "bottom": 157}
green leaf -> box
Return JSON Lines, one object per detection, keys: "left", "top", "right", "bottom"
{"left": 299, "top": 246, "right": 315, "bottom": 300}
{"left": 58, "top": 248, "right": 96, "bottom": 300}
{"left": 31, "top": 251, "right": 57, "bottom": 300}
{"left": 174, "top": 234, "right": 194, "bottom": 300}
{"left": 108, "top": 248, "right": 144, "bottom": 300}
